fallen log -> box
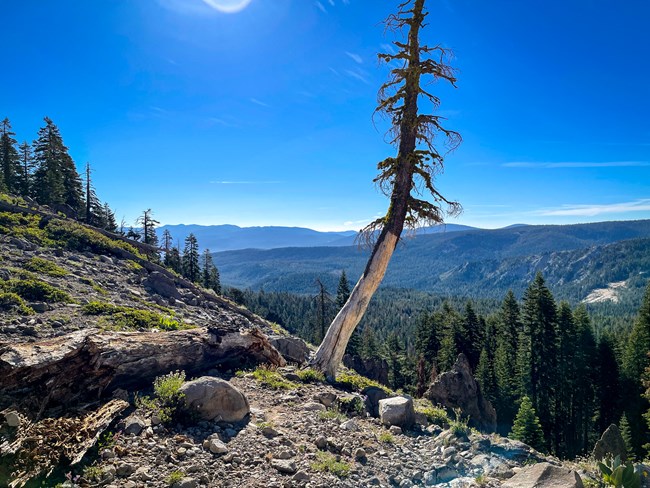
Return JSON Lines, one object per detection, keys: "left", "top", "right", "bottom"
{"left": 0, "top": 325, "right": 285, "bottom": 412}
{"left": 1, "top": 399, "right": 128, "bottom": 488}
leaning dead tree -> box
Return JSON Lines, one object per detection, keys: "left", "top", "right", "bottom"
{"left": 311, "top": 0, "right": 461, "bottom": 379}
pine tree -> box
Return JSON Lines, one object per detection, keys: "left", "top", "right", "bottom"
{"left": 573, "top": 305, "right": 597, "bottom": 454}
{"left": 517, "top": 273, "right": 558, "bottom": 452}
{"left": 494, "top": 290, "right": 522, "bottom": 434}
{"left": 313, "top": 279, "right": 332, "bottom": 343}
{"left": 415, "top": 311, "right": 440, "bottom": 366}
{"left": 476, "top": 346, "right": 497, "bottom": 403}
{"left": 510, "top": 396, "right": 545, "bottom": 452}
{"left": 360, "top": 326, "right": 380, "bottom": 360}
{"left": 136, "top": 209, "right": 160, "bottom": 246}
{"left": 336, "top": 270, "right": 351, "bottom": 308}
{"left": 555, "top": 301, "right": 579, "bottom": 457}
{"left": 165, "top": 246, "right": 183, "bottom": 275}
{"left": 458, "top": 302, "right": 482, "bottom": 370}
{"left": 182, "top": 233, "right": 200, "bottom": 282}
{"left": 385, "top": 332, "right": 406, "bottom": 390}
{"left": 0, "top": 118, "right": 21, "bottom": 194}
{"left": 17, "top": 141, "right": 34, "bottom": 196}
{"left": 595, "top": 333, "right": 621, "bottom": 434}
{"left": 438, "top": 321, "right": 457, "bottom": 372}
{"left": 621, "top": 281, "right": 650, "bottom": 458}
{"left": 32, "top": 117, "right": 84, "bottom": 214}
{"left": 201, "top": 249, "right": 221, "bottom": 294}
{"left": 83, "top": 163, "right": 103, "bottom": 226}
{"left": 102, "top": 203, "right": 118, "bottom": 232}
{"left": 161, "top": 230, "right": 174, "bottom": 258}
{"left": 619, "top": 413, "right": 635, "bottom": 462}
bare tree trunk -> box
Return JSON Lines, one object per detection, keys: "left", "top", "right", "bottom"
{"left": 310, "top": 230, "right": 400, "bottom": 379}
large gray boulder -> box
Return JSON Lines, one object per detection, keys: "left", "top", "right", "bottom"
{"left": 179, "top": 376, "right": 249, "bottom": 422}
{"left": 143, "top": 271, "right": 182, "bottom": 300}
{"left": 502, "top": 462, "right": 583, "bottom": 488}
{"left": 270, "top": 336, "right": 310, "bottom": 364}
{"left": 425, "top": 353, "right": 497, "bottom": 432}
{"left": 378, "top": 396, "right": 415, "bottom": 428}
{"left": 592, "top": 423, "right": 627, "bottom": 461}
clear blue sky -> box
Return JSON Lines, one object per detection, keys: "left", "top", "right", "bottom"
{"left": 2, "top": 0, "right": 649, "bottom": 231}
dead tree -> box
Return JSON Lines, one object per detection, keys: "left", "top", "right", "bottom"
{"left": 311, "top": 0, "right": 461, "bottom": 379}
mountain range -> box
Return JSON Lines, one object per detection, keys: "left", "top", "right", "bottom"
{"left": 211, "top": 219, "right": 650, "bottom": 304}
{"left": 157, "top": 223, "right": 477, "bottom": 251}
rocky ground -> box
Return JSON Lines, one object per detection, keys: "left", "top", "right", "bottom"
{"left": 82, "top": 367, "right": 592, "bottom": 488}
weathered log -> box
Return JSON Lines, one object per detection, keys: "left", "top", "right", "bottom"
{"left": 1, "top": 399, "right": 128, "bottom": 488}
{"left": 0, "top": 325, "right": 285, "bottom": 412}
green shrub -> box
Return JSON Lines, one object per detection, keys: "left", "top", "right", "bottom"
{"left": 598, "top": 456, "right": 643, "bottom": 488}
{"left": 82, "top": 301, "right": 188, "bottom": 331}
{"left": 335, "top": 371, "right": 391, "bottom": 393}
{"left": 0, "top": 292, "right": 34, "bottom": 315}
{"left": 80, "top": 277, "right": 108, "bottom": 295}
{"left": 318, "top": 409, "right": 347, "bottom": 422}
{"left": 415, "top": 400, "right": 450, "bottom": 426}
{"left": 378, "top": 431, "right": 394, "bottom": 444}
{"left": 137, "top": 371, "right": 186, "bottom": 424}
{"left": 24, "top": 257, "right": 68, "bottom": 277}
{"left": 2, "top": 278, "right": 72, "bottom": 303}
{"left": 311, "top": 451, "right": 351, "bottom": 478}
{"left": 449, "top": 408, "right": 470, "bottom": 437}
{"left": 166, "top": 470, "right": 185, "bottom": 486}
{"left": 0, "top": 212, "right": 51, "bottom": 245}
{"left": 82, "top": 465, "right": 104, "bottom": 482}
{"left": 296, "top": 368, "right": 326, "bottom": 383}
{"left": 251, "top": 366, "right": 298, "bottom": 390}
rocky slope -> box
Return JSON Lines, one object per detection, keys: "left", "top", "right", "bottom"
{"left": 0, "top": 203, "right": 632, "bottom": 487}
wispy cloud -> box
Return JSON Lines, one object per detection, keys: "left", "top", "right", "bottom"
{"left": 210, "top": 180, "right": 283, "bottom": 185}
{"left": 380, "top": 43, "right": 397, "bottom": 54}
{"left": 345, "top": 68, "right": 370, "bottom": 84}
{"left": 250, "top": 98, "right": 270, "bottom": 108}
{"left": 536, "top": 199, "right": 650, "bottom": 217}
{"left": 504, "top": 161, "right": 650, "bottom": 168}
{"left": 345, "top": 51, "right": 363, "bottom": 64}
{"left": 315, "top": 1, "right": 326, "bottom": 12}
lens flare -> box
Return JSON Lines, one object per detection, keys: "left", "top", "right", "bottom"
{"left": 201, "top": 0, "right": 253, "bottom": 13}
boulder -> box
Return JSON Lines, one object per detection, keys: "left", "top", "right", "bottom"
{"left": 269, "top": 336, "right": 310, "bottom": 364}
{"left": 501, "top": 462, "right": 583, "bottom": 488}
{"left": 592, "top": 423, "right": 627, "bottom": 461}
{"left": 425, "top": 353, "right": 497, "bottom": 432}
{"left": 143, "top": 271, "right": 182, "bottom": 300}
{"left": 179, "top": 376, "right": 249, "bottom": 422}
{"left": 363, "top": 386, "right": 389, "bottom": 418}
{"left": 378, "top": 396, "right": 415, "bottom": 428}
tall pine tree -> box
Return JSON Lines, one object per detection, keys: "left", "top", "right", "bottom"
{"left": 182, "top": 233, "right": 200, "bottom": 282}
{"left": 517, "top": 273, "right": 558, "bottom": 452}
{"left": 0, "top": 118, "right": 21, "bottom": 193}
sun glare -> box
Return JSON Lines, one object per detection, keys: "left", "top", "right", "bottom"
{"left": 201, "top": 0, "right": 253, "bottom": 13}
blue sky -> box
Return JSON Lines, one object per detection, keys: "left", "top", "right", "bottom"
{"left": 2, "top": 0, "right": 649, "bottom": 231}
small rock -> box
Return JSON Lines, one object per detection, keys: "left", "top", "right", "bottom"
{"left": 123, "top": 414, "right": 146, "bottom": 435}
{"left": 314, "top": 391, "right": 337, "bottom": 407}
{"left": 262, "top": 426, "right": 281, "bottom": 438}
{"left": 275, "top": 450, "right": 294, "bottom": 460}
{"left": 270, "top": 459, "right": 298, "bottom": 474}
{"left": 29, "top": 302, "right": 49, "bottom": 313}
{"left": 179, "top": 376, "right": 250, "bottom": 422}
{"left": 354, "top": 448, "right": 367, "bottom": 460}
{"left": 208, "top": 439, "right": 228, "bottom": 454}
{"left": 174, "top": 478, "right": 198, "bottom": 488}
{"left": 116, "top": 462, "right": 135, "bottom": 477}
{"left": 5, "top": 411, "right": 20, "bottom": 428}
{"left": 293, "top": 471, "right": 311, "bottom": 482}
{"left": 303, "top": 402, "right": 326, "bottom": 412}
{"left": 340, "top": 419, "right": 359, "bottom": 431}
{"left": 389, "top": 425, "right": 403, "bottom": 435}
{"left": 315, "top": 436, "right": 328, "bottom": 450}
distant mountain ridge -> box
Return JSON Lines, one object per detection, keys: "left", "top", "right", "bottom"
{"left": 211, "top": 219, "right": 650, "bottom": 303}
{"left": 157, "top": 222, "right": 477, "bottom": 251}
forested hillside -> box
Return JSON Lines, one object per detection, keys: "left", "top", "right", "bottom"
{"left": 214, "top": 221, "right": 650, "bottom": 304}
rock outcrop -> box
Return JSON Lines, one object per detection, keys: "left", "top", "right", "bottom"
{"left": 343, "top": 354, "right": 390, "bottom": 385}
{"left": 269, "top": 336, "right": 310, "bottom": 364}
{"left": 502, "top": 462, "right": 584, "bottom": 488}
{"left": 592, "top": 423, "right": 628, "bottom": 461}
{"left": 179, "top": 376, "right": 250, "bottom": 422}
{"left": 425, "top": 353, "right": 497, "bottom": 432}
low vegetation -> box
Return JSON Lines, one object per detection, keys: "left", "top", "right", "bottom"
{"left": 318, "top": 409, "right": 347, "bottom": 422}
{"left": 165, "top": 470, "right": 185, "bottom": 486}
{"left": 24, "top": 257, "right": 68, "bottom": 277}
{"left": 136, "top": 371, "right": 186, "bottom": 424}
{"left": 0, "top": 291, "right": 34, "bottom": 315}
{"left": 335, "top": 371, "right": 391, "bottom": 394}
{"left": 414, "top": 400, "right": 450, "bottom": 427}
{"left": 243, "top": 365, "right": 298, "bottom": 390}
{"left": 1, "top": 278, "right": 72, "bottom": 303}
{"left": 378, "top": 431, "right": 394, "bottom": 444}
{"left": 82, "top": 301, "right": 190, "bottom": 331}
{"left": 296, "top": 367, "right": 326, "bottom": 383}
{"left": 597, "top": 456, "right": 643, "bottom": 488}
{"left": 310, "top": 451, "right": 351, "bottom": 478}
{"left": 449, "top": 408, "right": 471, "bottom": 437}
